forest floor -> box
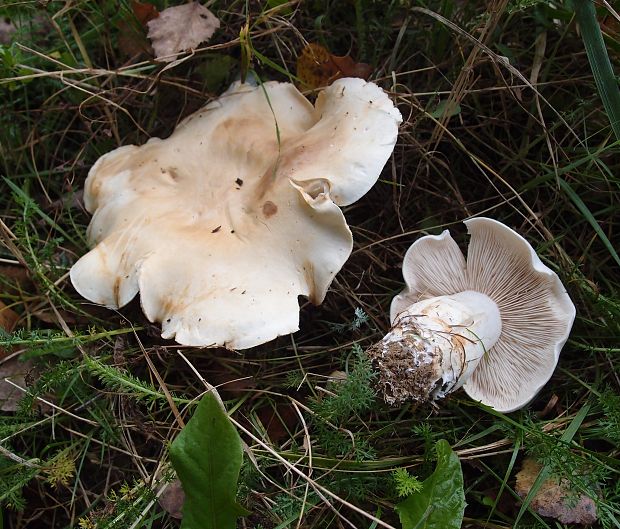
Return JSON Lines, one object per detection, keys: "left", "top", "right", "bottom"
{"left": 1, "top": 1, "right": 620, "bottom": 528}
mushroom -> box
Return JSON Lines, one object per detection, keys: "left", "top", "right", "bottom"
{"left": 367, "top": 218, "right": 576, "bottom": 412}
{"left": 70, "top": 78, "right": 402, "bottom": 349}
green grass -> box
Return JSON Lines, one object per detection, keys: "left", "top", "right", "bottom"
{"left": 1, "top": 0, "right": 620, "bottom": 528}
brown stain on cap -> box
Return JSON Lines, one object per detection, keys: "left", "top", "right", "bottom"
{"left": 302, "top": 260, "right": 319, "bottom": 304}
{"left": 113, "top": 276, "right": 122, "bottom": 306}
{"left": 262, "top": 201, "right": 278, "bottom": 218}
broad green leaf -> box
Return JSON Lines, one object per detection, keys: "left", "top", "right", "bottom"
{"left": 170, "top": 391, "right": 250, "bottom": 529}
{"left": 395, "top": 440, "right": 465, "bottom": 529}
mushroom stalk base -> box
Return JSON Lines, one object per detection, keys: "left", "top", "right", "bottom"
{"left": 367, "top": 291, "right": 501, "bottom": 405}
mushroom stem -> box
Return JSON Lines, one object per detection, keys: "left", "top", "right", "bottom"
{"left": 367, "top": 291, "right": 501, "bottom": 405}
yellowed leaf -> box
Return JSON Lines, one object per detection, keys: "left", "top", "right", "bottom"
{"left": 146, "top": 2, "right": 220, "bottom": 62}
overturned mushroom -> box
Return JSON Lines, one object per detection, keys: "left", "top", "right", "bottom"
{"left": 70, "top": 78, "right": 401, "bottom": 349}
{"left": 368, "top": 218, "right": 575, "bottom": 412}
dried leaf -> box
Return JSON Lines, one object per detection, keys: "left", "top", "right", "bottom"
{"left": 158, "top": 479, "right": 184, "bottom": 519}
{"left": 118, "top": 24, "right": 151, "bottom": 58}
{"left": 0, "top": 357, "right": 33, "bottom": 412}
{"left": 209, "top": 371, "right": 256, "bottom": 398}
{"left": 0, "top": 300, "right": 19, "bottom": 333}
{"left": 31, "top": 308, "right": 81, "bottom": 325}
{"left": 0, "top": 265, "right": 30, "bottom": 290}
{"left": 296, "top": 43, "right": 373, "bottom": 90}
{"left": 515, "top": 458, "right": 598, "bottom": 525}
{"left": 256, "top": 403, "right": 298, "bottom": 443}
{"left": 0, "top": 19, "right": 16, "bottom": 45}
{"left": 331, "top": 54, "right": 374, "bottom": 80}
{"left": 117, "top": 1, "right": 158, "bottom": 58}
{"left": 147, "top": 2, "right": 220, "bottom": 62}
{"left": 131, "top": 0, "right": 159, "bottom": 26}
{"left": 601, "top": 12, "right": 620, "bottom": 38}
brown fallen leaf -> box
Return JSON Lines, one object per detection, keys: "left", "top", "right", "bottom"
{"left": 117, "top": 1, "right": 159, "bottom": 58}
{"left": 210, "top": 371, "right": 256, "bottom": 398}
{"left": 146, "top": 2, "right": 220, "bottom": 62}
{"left": 0, "top": 293, "right": 25, "bottom": 411}
{"left": 132, "top": 0, "right": 159, "bottom": 26}
{"left": 0, "top": 270, "right": 30, "bottom": 411}
{"left": 0, "top": 357, "right": 33, "bottom": 412}
{"left": 0, "top": 265, "right": 30, "bottom": 290}
{"left": 0, "top": 18, "right": 16, "bottom": 45}
{"left": 256, "top": 403, "right": 299, "bottom": 444}
{"left": 0, "top": 300, "right": 19, "bottom": 334}
{"left": 296, "top": 42, "right": 373, "bottom": 90}
{"left": 515, "top": 458, "right": 598, "bottom": 525}
{"left": 158, "top": 479, "right": 184, "bottom": 519}
{"left": 31, "top": 307, "right": 84, "bottom": 325}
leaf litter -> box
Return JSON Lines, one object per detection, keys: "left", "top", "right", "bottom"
{"left": 147, "top": 2, "right": 220, "bottom": 62}
{"left": 515, "top": 458, "right": 598, "bottom": 525}
{"left": 296, "top": 42, "right": 373, "bottom": 90}
{"left": 0, "top": 291, "right": 25, "bottom": 412}
{"left": 117, "top": 0, "right": 159, "bottom": 58}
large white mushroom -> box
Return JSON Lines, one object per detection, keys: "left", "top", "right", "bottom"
{"left": 70, "top": 78, "right": 401, "bottom": 349}
{"left": 368, "top": 218, "right": 576, "bottom": 412}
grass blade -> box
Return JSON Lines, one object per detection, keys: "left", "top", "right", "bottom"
{"left": 559, "top": 178, "right": 620, "bottom": 267}
{"left": 573, "top": 0, "right": 620, "bottom": 142}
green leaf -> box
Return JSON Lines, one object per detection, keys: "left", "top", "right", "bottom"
{"left": 266, "top": 0, "right": 293, "bottom": 14}
{"left": 195, "top": 54, "right": 235, "bottom": 94}
{"left": 395, "top": 440, "right": 465, "bottom": 529}
{"left": 169, "top": 390, "right": 250, "bottom": 529}
{"left": 429, "top": 100, "right": 461, "bottom": 119}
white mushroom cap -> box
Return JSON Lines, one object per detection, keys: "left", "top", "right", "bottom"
{"left": 70, "top": 78, "right": 401, "bottom": 349}
{"left": 387, "top": 217, "right": 576, "bottom": 412}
